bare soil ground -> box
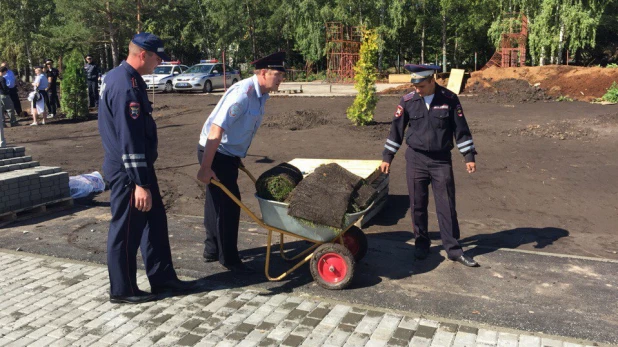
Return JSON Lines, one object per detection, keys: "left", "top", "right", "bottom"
{"left": 381, "top": 65, "right": 618, "bottom": 103}
{"left": 5, "top": 91, "right": 618, "bottom": 261}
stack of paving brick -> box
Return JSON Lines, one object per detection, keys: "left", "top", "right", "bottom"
{"left": 0, "top": 146, "right": 70, "bottom": 215}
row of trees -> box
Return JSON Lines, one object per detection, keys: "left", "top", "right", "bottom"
{"left": 0, "top": 0, "right": 616, "bottom": 78}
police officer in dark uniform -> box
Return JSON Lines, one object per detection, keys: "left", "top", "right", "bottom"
{"left": 380, "top": 64, "right": 479, "bottom": 267}
{"left": 98, "top": 32, "right": 197, "bottom": 304}
{"left": 84, "top": 54, "right": 100, "bottom": 108}
{"left": 44, "top": 59, "right": 60, "bottom": 117}
{"left": 196, "top": 52, "right": 286, "bottom": 274}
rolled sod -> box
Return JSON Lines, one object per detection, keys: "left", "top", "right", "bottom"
{"left": 256, "top": 163, "right": 304, "bottom": 202}
{"left": 288, "top": 163, "right": 364, "bottom": 229}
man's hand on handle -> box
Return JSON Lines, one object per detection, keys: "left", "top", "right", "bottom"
{"left": 197, "top": 167, "right": 218, "bottom": 185}
{"left": 134, "top": 185, "right": 152, "bottom": 212}
{"left": 379, "top": 161, "right": 390, "bottom": 174}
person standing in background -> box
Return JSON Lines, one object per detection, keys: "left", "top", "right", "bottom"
{"left": 45, "top": 59, "right": 60, "bottom": 118}
{"left": 84, "top": 54, "right": 100, "bottom": 108}
{"left": 0, "top": 62, "right": 22, "bottom": 125}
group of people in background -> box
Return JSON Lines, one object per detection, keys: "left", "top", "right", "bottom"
{"left": 0, "top": 60, "right": 60, "bottom": 128}
{"left": 28, "top": 59, "right": 61, "bottom": 126}
{"left": 0, "top": 54, "right": 100, "bottom": 129}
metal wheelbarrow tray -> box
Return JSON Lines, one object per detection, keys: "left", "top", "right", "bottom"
{"left": 210, "top": 160, "right": 383, "bottom": 290}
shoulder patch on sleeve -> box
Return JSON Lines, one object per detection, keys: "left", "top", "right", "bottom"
{"left": 403, "top": 91, "right": 416, "bottom": 101}
{"left": 456, "top": 104, "right": 464, "bottom": 117}
{"left": 129, "top": 102, "right": 140, "bottom": 119}
{"left": 395, "top": 105, "right": 404, "bottom": 118}
{"left": 229, "top": 103, "right": 242, "bottom": 117}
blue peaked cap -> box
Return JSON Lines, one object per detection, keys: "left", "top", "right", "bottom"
{"left": 131, "top": 32, "right": 170, "bottom": 61}
{"left": 404, "top": 64, "right": 440, "bottom": 83}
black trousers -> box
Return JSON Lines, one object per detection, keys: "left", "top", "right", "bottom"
{"left": 197, "top": 145, "right": 242, "bottom": 266}
{"left": 405, "top": 147, "right": 463, "bottom": 259}
{"left": 106, "top": 171, "right": 177, "bottom": 296}
{"left": 87, "top": 80, "right": 98, "bottom": 107}
{"left": 8, "top": 87, "right": 22, "bottom": 114}
{"left": 47, "top": 87, "right": 59, "bottom": 115}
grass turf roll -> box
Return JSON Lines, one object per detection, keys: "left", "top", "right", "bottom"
{"left": 256, "top": 163, "right": 303, "bottom": 202}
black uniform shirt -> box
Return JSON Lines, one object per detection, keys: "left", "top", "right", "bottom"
{"left": 382, "top": 84, "right": 477, "bottom": 163}
{"left": 84, "top": 63, "right": 100, "bottom": 82}
{"left": 46, "top": 68, "right": 60, "bottom": 89}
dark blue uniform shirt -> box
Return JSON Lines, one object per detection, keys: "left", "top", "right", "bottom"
{"left": 98, "top": 61, "right": 157, "bottom": 187}
{"left": 382, "top": 84, "right": 477, "bottom": 163}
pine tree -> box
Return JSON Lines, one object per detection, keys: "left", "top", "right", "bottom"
{"left": 60, "top": 51, "right": 89, "bottom": 119}
{"left": 347, "top": 29, "right": 379, "bottom": 126}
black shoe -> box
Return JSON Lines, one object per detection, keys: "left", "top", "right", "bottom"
{"left": 203, "top": 254, "right": 218, "bottom": 263}
{"left": 414, "top": 247, "right": 430, "bottom": 260}
{"left": 452, "top": 255, "right": 479, "bottom": 267}
{"left": 224, "top": 263, "right": 256, "bottom": 274}
{"left": 110, "top": 290, "right": 156, "bottom": 304}
{"left": 150, "top": 279, "right": 199, "bottom": 294}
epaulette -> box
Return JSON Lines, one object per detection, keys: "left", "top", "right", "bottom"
{"left": 441, "top": 88, "right": 455, "bottom": 99}
{"left": 403, "top": 91, "right": 416, "bottom": 101}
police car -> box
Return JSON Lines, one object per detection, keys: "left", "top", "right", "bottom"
{"left": 172, "top": 60, "right": 240, "bottom": 93}
{"left": 142, "top": 61, "right": 189, "bottom": 92}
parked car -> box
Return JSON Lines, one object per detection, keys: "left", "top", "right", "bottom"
{"left": 142, "top": 61, "right": 189, "bottom": 92}
{"left": 172, "top": 60, "right": 240, "bottom": 93}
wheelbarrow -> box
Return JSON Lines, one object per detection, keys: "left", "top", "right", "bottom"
{"left": 209, "top": 165, "right": 371, "bottom": 290}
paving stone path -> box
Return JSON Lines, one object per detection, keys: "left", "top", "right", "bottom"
{"left": 0, "top": 251, "right": 604, "bottom": 347}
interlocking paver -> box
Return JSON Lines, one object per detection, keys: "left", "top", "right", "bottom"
{"left": 0, "top": 251, "right": 610, "bottom": 347}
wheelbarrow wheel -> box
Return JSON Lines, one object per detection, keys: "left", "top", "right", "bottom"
{"left": 342, "top": 226, "right": 368, "bottom": 262}
{"left": 310, "top": 243, "right": 355, "bottom": 290}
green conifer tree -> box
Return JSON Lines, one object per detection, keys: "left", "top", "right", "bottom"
{"left": 347, "top": 29, "right": 379, "bottom": 126}
{"left": 60, "top": 51, "right": 89, "bottom": 119}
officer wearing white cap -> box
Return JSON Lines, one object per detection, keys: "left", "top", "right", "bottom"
{"left": 379, "top": 64, "right": 480, "bottom": 267}
{"left": 98, "top": 32, "right": 196, "bottom": 304}
{"left": 196, "top": 52, "right": 286, "bottom": 274}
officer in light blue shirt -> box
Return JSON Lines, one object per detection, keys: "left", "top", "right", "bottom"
{"left": 0, "top": 62, "right": 24, "bottom": 117}
{"left": 196, "top": 52, "right": 286, "bottom": 274}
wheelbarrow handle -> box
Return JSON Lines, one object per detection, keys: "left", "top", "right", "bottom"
{"left": 209, "top": 178, "right": 263, "bottom": 224}
{"left": 238, "top": 162, "right": 257, "bottom": 185}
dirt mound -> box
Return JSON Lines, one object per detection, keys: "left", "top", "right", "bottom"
{"left": 466, "top": 66, "right": 618, "bottom": 102}
{"left": 263, "top": 110, "right": 330, "bottom": 130}
{"left": 466, "top": 79, "right": 553, "bottom": 104}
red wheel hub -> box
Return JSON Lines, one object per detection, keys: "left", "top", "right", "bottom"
{"left": 317, "top": 253, "right": 348, "bottom": 283}
{"left": 343, "top": 234, "right": 359, "bottom": 256}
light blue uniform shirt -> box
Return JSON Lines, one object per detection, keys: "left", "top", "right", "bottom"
{"left": 199, "top": 75, "right": 269, "bottom": 158}
{"left": 4, "top": 70, "right": 16, "bottom": 88}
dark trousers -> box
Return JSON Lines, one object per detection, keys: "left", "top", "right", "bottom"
{"left": 107, "top": 172, "right": 177, "bottom": 296}
{"left": 47, "top": 87, "right": 59, "bottom": 115}
{"left": 197, "top": 145, "right": 242, "bottom": 266}
{"left": 405, "top": 147, "right": 463, "bottom": 259}
{"left": 8, "top": 87, "right": 22, "bottom": 114}
{"left": 87, "top": 80, "right": 98, "bottom": 107}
